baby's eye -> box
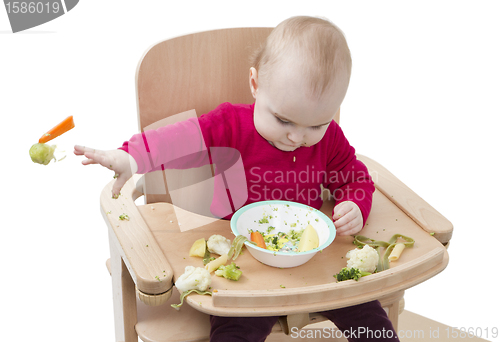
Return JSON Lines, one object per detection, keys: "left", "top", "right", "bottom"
{"left": 310, "top": 125, "right": 323, "bottom": 130}
{"left": 276, "top": 117, "right": 291, "bottom": 126}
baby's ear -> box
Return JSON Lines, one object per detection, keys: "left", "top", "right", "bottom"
{"left": 249, "top": 67, "right": 259, "bottom": 98}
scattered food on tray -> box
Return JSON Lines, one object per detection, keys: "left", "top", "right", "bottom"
{"left": 215, "top": 262, "right": 242, "bottom": 281}
{"left": 189, "top": 238, "right": 206, "bottom": 257}
{"left": 184, "top": 234, "right": 256, "bottom": 294}
{"left": 227, "top": 235, "right": 254, "bottom": 260}
{"left": 334, "top": 267, "right": 371, "bottom": 282}
{"left": 207, "top": 234, "right": 232, "bottom": 256}
{"left": 172, "top": 266, "right": 212, "bottom": 309}
{"left": 388, "top": 243, "right": 406, "bottom": 261}
{"left": 205, "top": 254, "right": 228, "bottom": 273}
{"left": 175, "top": 266, "right": 211, "bottom": 293}
{"left": 118, "top": 214, "right": 129, "bottom": 221}
{"left": 346, "top": 245, "right": 378, "bottom": 273}
{"left": 333, "top": 234, "right": 415, "bottom": 281}
{"left": 171, "top": 289, "right": 212, "bottom": 310}
{"left": 202, "top": 242, "right": 213, "bottom": 265}
{"left": 352, "top": 234, "right": 415, "bottom": 272}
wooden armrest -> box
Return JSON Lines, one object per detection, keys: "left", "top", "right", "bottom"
{"left": 356, "top": 154, "right": 453, "bottom": 244}
{"left": 100, "top": 175, "right": 174, "bottom": 295}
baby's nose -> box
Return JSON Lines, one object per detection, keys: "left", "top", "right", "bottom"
{"left": 287, "top": 129, "right": 306, "bottom": 144}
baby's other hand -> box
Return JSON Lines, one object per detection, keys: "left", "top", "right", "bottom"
{"left": 74, "top": 145, "right": 138, "bottom": 198}
{"left": 333, "top": 201, "right": 363, "bottom": 236}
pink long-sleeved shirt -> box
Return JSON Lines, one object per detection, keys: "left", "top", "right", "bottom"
{"left": 120, "top": 102, "right": 374, "bottom": 222}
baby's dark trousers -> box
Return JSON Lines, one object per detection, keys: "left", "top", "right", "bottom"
{"left": 210, "top": 300, "right": 399, "bottom": 342}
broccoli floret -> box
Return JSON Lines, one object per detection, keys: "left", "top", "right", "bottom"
{"left": 333, "top": 267, "right": 371, "bottom": 282}
{"left": 272, "top": 236, "right": 278, "bottom": 246}
{"left": 288, "top": 229, "right": 304, "bottom": 241}
{"left": 215, "top": 262, "right": 242, "bottom": 281}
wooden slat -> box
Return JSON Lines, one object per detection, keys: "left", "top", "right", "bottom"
{"left": 210, "top": 248, "right": 443, "bottom": 308}
{"left": 101, "top": 175, "right": 174, "bottom": 295}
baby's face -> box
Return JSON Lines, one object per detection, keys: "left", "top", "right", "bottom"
{"left": 250, "top": 63, "right": 347, "bottom": 152}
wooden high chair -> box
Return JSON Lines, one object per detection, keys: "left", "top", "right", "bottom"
{"left": 101, "top": 27, "right": 453, "bottom": 342}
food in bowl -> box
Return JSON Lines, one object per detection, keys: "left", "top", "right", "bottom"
{"left": 249, "top": 224, "right": 319, "bottom": 253}
{"left": 230, "top": 200, "right": 336, "bottom": 268}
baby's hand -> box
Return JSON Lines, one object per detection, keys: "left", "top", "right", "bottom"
{"left": 74, "top": 145, "right": 138, "bottom": 198}
{"left": 333, "top": 201, "right": 363, "bottom": 236}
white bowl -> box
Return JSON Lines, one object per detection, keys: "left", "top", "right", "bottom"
{"left": 230, "top": 200, "right": 336, "bottom": 268}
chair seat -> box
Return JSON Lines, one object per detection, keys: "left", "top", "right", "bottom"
{"left": 135, "top": 287, "right": 344, "bottom": 342}
{"left": 133, "top": 286, "right": 403, "bottom": 342}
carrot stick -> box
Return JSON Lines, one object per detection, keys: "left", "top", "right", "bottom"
{"left": 250, "top": 232, "right": 266, "bottom": 249}
{"left": 39, "top": 116, "right": 75, "bottom": 143}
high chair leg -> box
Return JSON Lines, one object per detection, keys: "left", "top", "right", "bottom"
{"left": 381, "top": 290, "right": 405, "bottom": 333}
{"left": 109, "top": 229, "right": 138, "bottom": 342}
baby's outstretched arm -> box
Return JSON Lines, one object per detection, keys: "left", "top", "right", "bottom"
{"left": 333, "top": 201, "right": 363, "bottom": 236}
{"left": 74, "top": 145, "right": 138, "bottom": 198}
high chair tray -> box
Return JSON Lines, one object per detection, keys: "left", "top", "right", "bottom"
{"left": 139, "top": 190, "right": 447, "bottom": 316}
{"left": 100, "top": 155, "right": 451, "bottom": 317}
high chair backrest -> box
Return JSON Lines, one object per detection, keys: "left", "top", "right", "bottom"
{"left": 135, "top": 27, "right": 340, "bottom": 204}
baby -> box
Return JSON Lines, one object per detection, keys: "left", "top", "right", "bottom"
{"left": 75, "top": 16, "right": 399, "bottom": 341}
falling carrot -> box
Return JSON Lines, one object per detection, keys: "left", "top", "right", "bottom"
{"left": 39, "top": 116, "right": 75, "bottom": 143}
{"left": 250, "top": 232, "right": 266, "bottom": 249}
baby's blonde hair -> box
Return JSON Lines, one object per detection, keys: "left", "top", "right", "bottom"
{"left": 252, "top": 16, "right": 352, "bottom": 98}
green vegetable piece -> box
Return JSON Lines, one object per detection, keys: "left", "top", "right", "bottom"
{"left": 272, "top": 236, "right": 278, "bottom": 246}
{"left": 333, "top": 267, "right": 371, "bottom": 282}
{"left": 202, "top": 241, "right": 211, "bottom": 265}
{"left": 29, "top": 143, "right": 56, "bottom": 165}
{"left": 227, "top": 235, "right": 255, "bottom": 260}
{"left": 119, "top": 214, "right": 129, "bottom": 221}
{"left": 215, "top": 262, "right": 242, "bottom": 281}
{"left": 171, "top": 289, "right": 212, "bottom": 310}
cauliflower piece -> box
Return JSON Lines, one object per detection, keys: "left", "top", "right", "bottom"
{"left": 174, "top": 266, "right": 211, "bottom": 293}
{"left": 346, "top": 245, "right": 379, "bottom": 273}
{"left": 207, "top": 234, "right": 231, "bottom": 256}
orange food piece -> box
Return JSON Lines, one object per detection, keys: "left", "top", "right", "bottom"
{"left": 250, "top": 232, "right": 266, "bottom": 249}
{"left": 39, "top": 116, "right": 75, "bottom": 143}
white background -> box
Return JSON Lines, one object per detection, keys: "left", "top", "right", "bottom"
{"left": 1, "top": 1, "right": 499, "bottom": 341}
